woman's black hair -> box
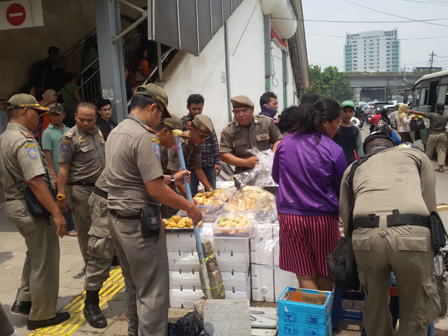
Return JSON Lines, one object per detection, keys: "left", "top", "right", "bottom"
{"left": 278, "top": 106, "right": 300, "bottom": 134}
{"left": 291, "top": 98, "right": 341, "bottom": 142}
{"left": 19, "top": 84, "right": 34, "bottom": 94}
{"left": 66, "top": 72, "right": 78, "bottom": 83}
{"left": 381, "top": 109, "right": 391, "bottom": 124}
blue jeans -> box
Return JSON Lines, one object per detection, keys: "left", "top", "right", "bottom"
{"left": 190, "top": 166, "right": 216, "bottom": 196}
{"left": 63, "top": 205, "right": 75, "bottom": 232}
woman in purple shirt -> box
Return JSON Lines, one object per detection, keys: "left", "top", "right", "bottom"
{"left": 272, "top": 98, "right": 346, "bottom": 291}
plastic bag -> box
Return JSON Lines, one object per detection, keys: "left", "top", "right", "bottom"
{"left": 168, "top": 312, "right": 209, "bottom": 336}
{"left": 233, "top": 149, "right": 277, "bottom": 188}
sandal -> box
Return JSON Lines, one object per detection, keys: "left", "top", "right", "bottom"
{"left": 67, "top": 230, "right": 78, "bottom": 236}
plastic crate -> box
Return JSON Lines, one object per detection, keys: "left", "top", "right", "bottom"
{"left": 278, "top": 287, "right": 333, "bottom": 336}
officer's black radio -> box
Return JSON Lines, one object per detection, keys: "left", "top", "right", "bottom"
{"left": 140, "top": 203, "right": 161, "bottom": 238}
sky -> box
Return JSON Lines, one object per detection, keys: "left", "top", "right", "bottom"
{"left": 301, "top": 0, "right": 448, "bottom": 71}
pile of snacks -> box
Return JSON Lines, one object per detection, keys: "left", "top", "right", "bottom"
{"left": 213, "top": 215, "right": 251, "bottom": 237}
{"left": 163, "top": 215, "right": 202, "bottom": 229}
{"left": 193, "top": 190, "right": 223, "bottom": 206}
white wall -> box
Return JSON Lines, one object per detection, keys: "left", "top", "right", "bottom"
{"left": 162, "top": 0, "right": 298, "bottom": 136}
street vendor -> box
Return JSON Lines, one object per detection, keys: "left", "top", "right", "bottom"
{"left": 164, "top": 114, "right": 214, "bottom": 197}
{"left": 220, "top": 95, "right": 283, "bottom": 174}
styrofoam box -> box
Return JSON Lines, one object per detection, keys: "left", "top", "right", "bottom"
{"left": 251, "top": 264, "right": 275, "bottom": 302}
{"left": 213, "top": 237, "right": 249, "bottom": 254}
{"left": 274, "top": 266, "right": 299, "bottom": 302}
{"left": 170, "top": 271, "right": 250, "bottom": 293}
{"left": 168, "top": 251, "right": 250, "bottom": 273}
{"left": 250, "top": 225, "right": 276, "bottom": 266}
{"left": 166, "top": 232, "right": 197, "bottom": 253}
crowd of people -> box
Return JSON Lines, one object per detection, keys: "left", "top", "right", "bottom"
{"left": 0, "top": 79, "right": 447, "bottom": 336}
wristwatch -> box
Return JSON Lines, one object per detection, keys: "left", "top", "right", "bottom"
{"left": 56, "top": 194, "right": 66, "bottom": 201}
{"left": 170, "top": 174, "right": 175, "bottom": 187}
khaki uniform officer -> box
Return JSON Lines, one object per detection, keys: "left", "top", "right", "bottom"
{"left": 83, "top": 169, "right": 111, "bottom": 329}
{"left": 340, "top": 134, "right": 441, "bottom": 336}
{"left": 57, "top": 102, "right": 105, "bottom": 267}
{"left": 106, "top": 84, "right": 202, "bottom": 335}
{"left": 166, "top": 114, "right": 214, "bottom": 197}
{"left": 413, "top": 103, "right": 448, "bottom": 173}
{"left": 0, "top": 94, "right": 70, "bottom": 330}
{"left": 220, "top": 95, "right": 283, "bottom": 174}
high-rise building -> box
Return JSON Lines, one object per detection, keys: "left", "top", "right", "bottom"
{"left": 345, "top": 29, "right": 399, "bottom": 72}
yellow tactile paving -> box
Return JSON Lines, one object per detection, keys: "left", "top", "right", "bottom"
{"left": 28, "top": 267, "right": 125, "bottom": 336}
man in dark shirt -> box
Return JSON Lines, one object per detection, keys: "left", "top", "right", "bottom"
{"left": 95, "top": 99, "right": 117, "bottom": 141}
{"left": 333, "top": 100, "right": 364, "bottom": 166}
{"left": 181, "top": 94, "right": 220, "bottom": 195}
{"left": 413, "top": 103, "right": 448, "bottom": 172}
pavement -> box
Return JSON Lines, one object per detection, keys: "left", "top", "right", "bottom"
{"left": 2, "top": 126, "right": 448, "bottom": 335}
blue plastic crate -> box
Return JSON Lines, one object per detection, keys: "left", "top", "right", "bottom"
{"left": 278, "top": 287, "right": 333, "bottom": 336}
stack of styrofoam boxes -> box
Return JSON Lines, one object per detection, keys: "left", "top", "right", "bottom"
{"left": 166, "top": 231, "right": 251, "bottom": 308}
{"left": 251, "top": 224, "right": 299, "bottom": 303}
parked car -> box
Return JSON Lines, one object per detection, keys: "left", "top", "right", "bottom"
{"left": 389, "top": 104, "right": 400, "bottom": 129}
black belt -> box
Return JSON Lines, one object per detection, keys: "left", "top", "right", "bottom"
{"left": 93, "top": 187, "right": 108, "bottom": 199}
{"left": 110, "top": 209, "right": 141, "bottom": 220}
{"left": 354, "top": 212, "right": 430, "bottom": 229}
{"left": 68, "top": 181, "right": 95, "bottom": 187}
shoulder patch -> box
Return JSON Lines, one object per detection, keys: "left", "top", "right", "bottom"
{"left": 97, "top": 129, "right": 105, "bottom": 141}
{"left": 61, "top": 143, "right": 70, "bottom": 152}
{"left": 28, "top": 147, "right": 38, "bottom": 159}
{"left": 151, "top": 137, "right": 160, "bottom": 144}
{"left": 61, "top": 140, "right": 70, "bottom": 144}
{"left": 20, "top": 130, "right": 34, "bottom": 138}
{"left": 154, "top": 144, "right": 161, "bottom": 157}
{"left": 25, "top": 144, "right": 36, "bottom": 149}
{"left": 65, "top": 129, "right": 75, "bottom": 139}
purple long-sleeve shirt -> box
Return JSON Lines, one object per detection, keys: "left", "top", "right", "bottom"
{"left": 272, "top": 132, "right": 347, "bottom": 218}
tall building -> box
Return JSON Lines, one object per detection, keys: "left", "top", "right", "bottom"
{"left": 345, "top": 29, "right": 399, "bottom": 72}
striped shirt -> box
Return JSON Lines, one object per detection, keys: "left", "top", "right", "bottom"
{"left": 181, "top": 114, "right": 220, "bottom": 168}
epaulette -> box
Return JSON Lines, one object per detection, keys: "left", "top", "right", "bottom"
{"left": 65, "top": 128, "right": 76, "bottom": 139}
{"left": 141, "top": 124, "right": 156, "bottom": 133}
{"left": 20, "top": 130, "right": 34, "bottom": 139}
{"left": 96, "top": 127, "right": 105, "bottom": 141}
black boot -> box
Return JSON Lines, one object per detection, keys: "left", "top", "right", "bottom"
{"left": 83, "top": 290, "right": 107, "bottom": 328}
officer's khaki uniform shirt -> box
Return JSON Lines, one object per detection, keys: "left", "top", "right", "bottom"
{"left": 95, "top": 169, "right": 108, "bottom": 193}
{"left": 0, "top": 123, "right": 54, "bottom": 199}
{"left": 339, "top": 147, "right": 436, "bottom": 236}
{"left": 106, "top": 114, "right": 163, "bottom": 216}
{"left": 425, "top": 113, "right": 448, "bottom": 134}
{"left": 58, "top": 125, "right": 106, "bottom": 183}
{"left": 219, "top": 115, "right": 283, "bottom": 171}
{"left": 166, "top": 132, "right": 202, "bottom": 171}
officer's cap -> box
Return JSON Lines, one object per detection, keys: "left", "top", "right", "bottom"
{"left": 192, "top": 115, "right": 214, "bottom": 134}
{"left": 8, "top": 94, "right": 49, "bottom": 113}
{"left": 161, "top": 115, "right": 182, "bottom": 130}
{"left": 134, "top": 84, "right": 172, "bottom": 118}
{"left": 49, "top": 103, "right": 64, "bottom": 114}
{"left": 231, "top": 95, "right": 254, "bottom": 108}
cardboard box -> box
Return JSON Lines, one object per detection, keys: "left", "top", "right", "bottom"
{"left": 278, "top": 287, "right": 332, "bottom": 336}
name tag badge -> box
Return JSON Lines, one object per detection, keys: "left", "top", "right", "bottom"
{"left": 256, "top": 133, "right": 270, "bottom": 141}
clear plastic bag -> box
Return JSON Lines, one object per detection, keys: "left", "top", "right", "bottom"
{"left": 233, "top": 149, "right": 277, "bottom": 188}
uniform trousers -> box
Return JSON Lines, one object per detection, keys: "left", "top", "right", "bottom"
{"left": 426, "top": 133, "right": 447, "bottom": 166}
{"left": 0, "top": 302, "right": 15, "bottom": 336}
{"left": 352, "top": 218, "right": 440, "bottom": 336}
{"left": 84, "top": 192, "right": 114, "bottom": 291}
{"left": 109, "top": 215, "right": 169, "bottom": 336}
{"left": 67, "top": 185, "right": 94, "bottom": 264}
{"left": 6, "top": 199, "right": 59, "bottom": 321}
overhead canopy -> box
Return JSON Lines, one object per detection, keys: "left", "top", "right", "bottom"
{"left": 148, "top": 0, "right": 244, "bottom": 56}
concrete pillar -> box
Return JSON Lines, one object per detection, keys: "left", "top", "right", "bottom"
{"left": 352, "top": 87, "right": 362, "bottom": 101}
{"left": 95, "top": 0, "right": 127, "bottom": 122}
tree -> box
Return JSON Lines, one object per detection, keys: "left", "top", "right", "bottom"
{"left": 307, "top": 65, "right": 353, "bottom": 101}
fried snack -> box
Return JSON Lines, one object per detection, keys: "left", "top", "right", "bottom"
{"left": 165, "top": 215, "right": 202, "bottom": 229}
{"left": 193, "top": 189, "right": 226, "bottom": 206}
